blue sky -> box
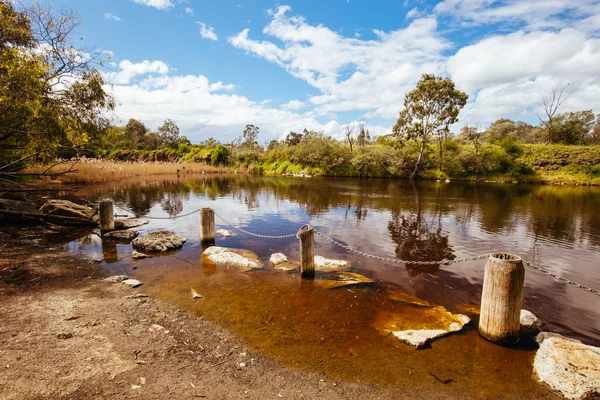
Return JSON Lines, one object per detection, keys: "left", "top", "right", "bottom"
{"left": 47, "top": 0, "right": 600, "bottom": 143}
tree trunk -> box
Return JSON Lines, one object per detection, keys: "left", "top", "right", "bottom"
{"left": 413, "top": 141, "right": 425, "bottom": 178}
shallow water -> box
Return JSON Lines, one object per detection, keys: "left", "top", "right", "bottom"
{"left": 68, "top": 175, "right": 599, "bottom": 395}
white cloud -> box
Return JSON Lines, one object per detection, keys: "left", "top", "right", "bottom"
{"left": 229, "top": 6, "right": 448, "bottom": 119}
{"left": 105, "top": 59, "right": 389, "bottom": 142}
{"left": 434, "top": 0, "right": 600, "bottom": 30}
{"left": 197, "top": 22, "right": 218, "bottom": 41}
{"left": 185, "top": 7, "right": 194, "bottom": 16}
{"left": 226, "top": 4, "right": 600, "bottom": 130}
{"left": 105, "top": 60, "right": 170, "bottom": 85}
{"left": 130, "top": 0, "right": 174, "bottom": 10}
{"left": 281, "top": 100, "right": 306, "bottom": 110}
{"left": 104, "top": 13, "right": 121, "bottom": 21}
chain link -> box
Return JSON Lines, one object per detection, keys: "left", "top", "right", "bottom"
{"left": 138, "top": 208, "right": 204, "bottom": 220}
{"left": 524, "top": 261, "right": 600, "bottom": 297}
{"left": 314, "top": 229, "right": 490, "bottom": 265}
{"left": 213, "top": 210, "right": 297, "bottom": 239}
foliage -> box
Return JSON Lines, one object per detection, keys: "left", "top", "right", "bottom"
{"left": 393, "top": 74, "right": 468, "bottom": 176}
{"left": 0, "top": 1, "right": 114, "bottom": 166}
{"left": 211, "top": 144, "right": 230, "bottom": 166}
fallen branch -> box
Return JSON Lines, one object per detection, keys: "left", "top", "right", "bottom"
{"left": 0, "top": 210, "right": 98, "bottom": 227}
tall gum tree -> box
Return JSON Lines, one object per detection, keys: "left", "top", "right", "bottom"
{"left": 393, "top": 74, "right": 468, "bottom": 177}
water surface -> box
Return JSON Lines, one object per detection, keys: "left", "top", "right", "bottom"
{"left": 68, "top": 175, "right": 600, "bottom": 396}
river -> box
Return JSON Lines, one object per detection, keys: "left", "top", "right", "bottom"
{"left": 67, "top": 175, "right": 600, "bottom": 397}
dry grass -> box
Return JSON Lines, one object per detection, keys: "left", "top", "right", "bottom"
{"left": 25, "top": 158, "right": 229, "bottom": 183}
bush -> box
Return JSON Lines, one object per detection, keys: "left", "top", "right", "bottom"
{"left": 211, "top": 144, "right": 230, "bottom": 166}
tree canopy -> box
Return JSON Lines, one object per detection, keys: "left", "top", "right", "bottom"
{"left": 393, "top": 74, "right": 468, "bottom": 176}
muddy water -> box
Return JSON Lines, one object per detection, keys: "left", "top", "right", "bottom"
{"left": 70, "top": 175, "right": 599, "bottom": 396}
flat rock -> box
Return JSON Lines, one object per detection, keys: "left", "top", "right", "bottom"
{"left": 317, "top": 271, "right": 374, "bottom": 289}
{"left": 269, "top": 253, "right": 288, "bottom": 266}
{"left": 103, "top": 229, "right": 139, "bottom": 242}
{"left": 534, "top": 332, "right": 600, "bottom": 399}
{"left": 203, "top": 246, "right": 262, "bottom": 272}
{"left": 372, "top": 306, "right": 470, "bottom": 349}
{"left": 216, "top": 229, "right": 232, "bottom": 237}
{"left": 103, "top": 275, "right": 128, "bottom": 283}
{"left": 132, "top": 230, "right": 186, "bottom": 253}
{"left": 520, "top": 309, "right": 543, "bottom": 335}
{"left": 132, "top": 251, "right": 149, "bottom": 259}
{"left": 314, "top": 255, "right": 350, "bottom": 271}
{"left": 39, "top": 199, "right": 94, "bottom": 219}
{"left": 122, "top": 279, "right": 143, "bottom": 288}
{"left": 115, "top": 218, "right": 148, "bottom": 230}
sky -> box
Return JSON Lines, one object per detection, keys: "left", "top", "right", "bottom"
{"left": 47, "top": 0, "right": 600, "bottom": 143}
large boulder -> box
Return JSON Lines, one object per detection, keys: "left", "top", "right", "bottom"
{"left": 114, "top": 218, "right": 148, "bottom": 230}
{"left": 39, "top": 199, "right": 94, "bottom": 219}
{"left": 534, "top": 332, "right": 600, "bottom": 399}
{"left": 202, "top": 246, "right": 262, "bottom": 272}
{"left": 132, "top": 230, "right": 186, "bottom": 253}
{"left": 372, "top": 304, "right": 471, "bottom": 349}
{"left": 103, "top": 229, "right": 139, "bottom": 243}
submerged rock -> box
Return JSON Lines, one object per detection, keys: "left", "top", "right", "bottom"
{"left": 114, "top": 218, "right": 148, "bottom": 230}
{"left": 269, "top": 253, "right": 288, "bottom": 266}
{"left": 216, "top": 229, "right": 232, "bottom": 237}
{"left": 132, "top": 251, "right": 149, "bottom": 259}
{"left": 520, "top": 309, "right": 543, "bottom": 336}
{"left": 372, "top": 306, "right": 470, "bottom": 349}
{"left": 39, "top": 199, "right": 94, "bottom": 219}
{"left": 386, "top": 290, "right": 433, "bottom": 308}
{"left": 534, "top": 332, "right": 600, "bottom": 399}
{"left": 274, "top": 262, "right": 298, "bottom": 272}
{"left": 103, "top": 229, "right": 139, "bottom": 242}
{"left": 314, "top": 255, "right": 350, "bottom": 271}
{"left": 132, "top": 230, "right": 186, "bottom": 253}
{"left": 318, "top": 271, "right": 374, "bottom": 289}
{"left": 202, "top": 246, "right": 262, "bottom": 272}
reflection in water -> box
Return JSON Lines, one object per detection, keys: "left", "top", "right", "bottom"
{"left": 73, "top": 176, "right": 600, "bottom": 350}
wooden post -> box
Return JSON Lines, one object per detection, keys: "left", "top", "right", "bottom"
{"left": 200, "top": 208, "right": 215, "bottom": 244}
{"left": 298, "top": 225, "right": 315, "bottom": 278}
{"left": 479, "top": 252, "right": 525, "bottom": 345}
{"left": 99, "top": 200, "right": 114, "bottom": 234}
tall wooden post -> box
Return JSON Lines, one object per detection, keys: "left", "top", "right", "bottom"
{"left": 200, "top": 208, "right": 215, "bottom": 244}
{"left": 298, "top": 225, "right": 315, "bottom": 278}
{"left": 99, "top": 200, "right": 114, "bottom": 234}
{"left": 479, "top": 252, "right": 525, "bottom": 345}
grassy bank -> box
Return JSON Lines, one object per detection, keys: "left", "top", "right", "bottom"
{"left": 25, "top": 159, "right": 228, "bottom": 183}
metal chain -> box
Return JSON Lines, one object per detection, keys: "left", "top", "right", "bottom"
{"left": 213, "top": 210, "right": 297, "bottom": 239}
{"left": 314, "top": 229, "right": 490, "bottom": 265}
{"left": 525, "top": 261, "right": 600, "bottom": 297}
{"left": 121, "top": 208, "right": 204, "bottom": 220}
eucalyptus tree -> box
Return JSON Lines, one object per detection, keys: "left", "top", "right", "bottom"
{"left": 393, "top": 74, "right": 468, "bottom": 176}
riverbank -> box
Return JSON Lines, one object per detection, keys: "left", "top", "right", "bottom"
{"left": 0, "top": 229, "right": 398, "bottom": 399}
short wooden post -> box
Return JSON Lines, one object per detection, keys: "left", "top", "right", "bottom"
{"left": 99, "top": 200, "right": 114, "bottom": 234}
{"left": 298, "top": 225, "right": 315, "bottom": 278}
{"left": 479, "top": 252, "right": 525, "bottom": 345}
{"left": 200, "top": 208, "right": 215, "bottom": 244}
